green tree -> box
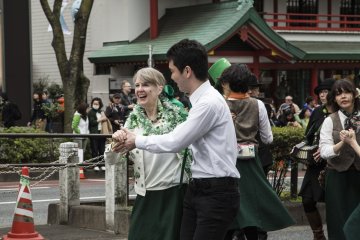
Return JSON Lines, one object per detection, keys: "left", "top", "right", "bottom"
{"left": 40, "top": 0, "right": 94, "bottom": 132}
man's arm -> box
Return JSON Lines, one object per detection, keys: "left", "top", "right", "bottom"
{"left": 112, "top": 102, "right": 217, "bottom": 153}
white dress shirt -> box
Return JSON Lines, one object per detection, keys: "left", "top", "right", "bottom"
{"left": 319, "top": 110, "right": 347, "bottom": 159}
{"left": 136, "top": 81, "right": 240, "bottom": 179}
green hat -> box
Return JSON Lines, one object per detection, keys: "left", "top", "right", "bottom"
{"left": 208, "top": 58, "right": 231, "bottom": 86}
{"left": 163, "top": 85, "right": 175, "bottom": 98}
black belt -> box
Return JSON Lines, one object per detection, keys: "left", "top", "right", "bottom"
{"left": 189, "top": 177, "right": 238, "bottom": 189}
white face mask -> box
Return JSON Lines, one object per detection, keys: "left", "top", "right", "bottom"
{"left": 92, "top": 105, "right": 99, "bottom": 110}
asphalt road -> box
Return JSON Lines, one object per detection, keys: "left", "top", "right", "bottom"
{"left": 0, "top": 179, "right": 107, "bottom": 228}
{"left": 0, "top": 170, "right": 316, "bottom": 239}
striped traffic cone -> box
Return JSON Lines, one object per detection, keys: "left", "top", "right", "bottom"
{"left": 79, "top": 167, "right": 86, "bottom": 179}
{"left": 3, "top": 167, "right": 44, "bottom": 240}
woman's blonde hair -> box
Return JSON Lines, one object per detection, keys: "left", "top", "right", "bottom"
{"left": 133, "top": 67, "right": 165, "bottom": 87}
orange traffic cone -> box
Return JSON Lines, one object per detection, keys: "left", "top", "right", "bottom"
{"left": 79, "top": 167, "right": 86, "bottom": 179}
{"left": 3, "top": 167, "right": 44, "bottom": 240}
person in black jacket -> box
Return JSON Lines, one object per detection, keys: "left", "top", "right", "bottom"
{"left": 118, "top": 80, "right": 135, "bottom": 118}
{"left": 105, "top": 93, "right": 128, "bottom": 132}
{"left": 298, "top": 78, "right": 335, "bottom": 240}
{"left": 1, "top": 93, "right": 21, "bottom": 128}
{"left": 27, "top": 92, "right": 47, "bottom": 130}
{"left": 88, "top": 97, "right": 107, "bottom": 171}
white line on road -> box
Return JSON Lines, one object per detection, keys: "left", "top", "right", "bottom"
{"left": 83, "top": 179, "right": 106, "bottom": 182}
{"left": 0, "top": 196, "right": 105, "bottom": 205}
{"left": 0, "top": 187, "right": 51, "bottom": 191}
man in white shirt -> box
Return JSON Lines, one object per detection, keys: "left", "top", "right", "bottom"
{"left": 112, "top": 39, "right": 240, "bottom": 240}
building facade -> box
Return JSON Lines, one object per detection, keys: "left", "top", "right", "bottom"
{"left": 28, "top": 0, "right": 360, "bottom": 109}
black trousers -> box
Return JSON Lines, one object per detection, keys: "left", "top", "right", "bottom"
{"left": 180, "top": 177, "right": 240, "bottom": 240}
{"left": 90, "top": 137, "right": 105, "bottom": 158}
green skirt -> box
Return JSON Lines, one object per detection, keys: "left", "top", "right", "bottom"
{"left": 344, "top": 203, "right": 360, "bottom": 240}
{"left": 128, "top": 185, "right": 186, "bottom": 240}
{"left": 230, "top": 155, "right": 295, "bottom": 231}
{"left": 325, "top": 169, "right": 360, "bottom": 240}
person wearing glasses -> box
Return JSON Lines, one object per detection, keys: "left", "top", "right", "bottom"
{"left": 119, "top": 80, "right": 135, "bottom": 118}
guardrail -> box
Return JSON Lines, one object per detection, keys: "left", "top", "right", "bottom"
{"left": 0, "top": 133, "right": 129, "bottom": 233}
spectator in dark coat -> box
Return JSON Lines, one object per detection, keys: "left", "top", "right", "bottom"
{"left": 1, "top": 93, "right": 22, "bottom": 128}
{"left": 105, "top": 93, "right": 128, "bottom": 132}
{"left": 27, "top": 92, "right": 47, "bottom": 130}
{"left": 118, "top": 80, "right": 135, "bottom": 118}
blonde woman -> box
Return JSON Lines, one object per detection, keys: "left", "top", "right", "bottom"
{"left": 106, "top": 67, "right": 190, "bottom": 240}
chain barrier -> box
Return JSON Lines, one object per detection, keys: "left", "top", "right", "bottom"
{"left": 0, "top": 155, "right": 106, "bottom": 189}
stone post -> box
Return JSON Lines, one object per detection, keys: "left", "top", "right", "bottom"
{"left": 73, "top": 138, "right": 87, "bottom": 163}
{"left": 59, "top": 142, "right": 80, "bottom": 224}
{"left": 105, "top": 147, "right": 129, "bottom": 234}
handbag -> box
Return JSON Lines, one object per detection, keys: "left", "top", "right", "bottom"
{"left": 237, "top": 143, "right": 256, "bottom": 160}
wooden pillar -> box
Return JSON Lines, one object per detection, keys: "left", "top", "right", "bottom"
{"left": 327, "top": 0, "right": 332, "bottom": 28}
{"left": 150, "top": 0, "right": 158, "bottom": 39}
{"left": 253, "top": 55, "right": 260, "bottom": 78}
{"left": 311, "top": 68, "right": 318, "bottom": 99}
{"left": 274, "top": 0, "right": 278, "bottom": 27}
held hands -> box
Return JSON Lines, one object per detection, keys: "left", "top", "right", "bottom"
{"left": 340, "top": 129, "right": 356, "bottom": 145}
{"left": 111, "top": 128, "right": 136, "bottom": 154}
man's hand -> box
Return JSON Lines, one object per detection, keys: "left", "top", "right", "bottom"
{"left": 313, "top": 149, "right": 321, "bottom": 162}
{"left": 112, "top": 128, "right": 136, "bottom": 154}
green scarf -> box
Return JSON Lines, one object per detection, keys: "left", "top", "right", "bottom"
{"left": 126, "top": 97, "right": 192, "bottom": 177}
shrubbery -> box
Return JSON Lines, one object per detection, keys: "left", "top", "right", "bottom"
{"left": 0, "top": 127, "right": 65, "bottom": 164}
{"left": 269, "top": 126, "right": 305, "bottom": 197}
{"left": 271, "top": 127, "right": 305, "bottom": 161}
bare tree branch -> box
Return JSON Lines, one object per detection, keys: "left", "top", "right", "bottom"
{"left": 40, "top": 0, "right": 94, "bottom": 132}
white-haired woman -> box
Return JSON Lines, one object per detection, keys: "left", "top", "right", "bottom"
{"left": 106, "top": 67, "right": 190, "bottom": 240}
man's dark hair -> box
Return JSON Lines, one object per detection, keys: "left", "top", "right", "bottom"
{"left": 166, "top": 39, "right": 208, "bottom": 81}
{"left": 219, "top": 64, "right": 252, "bottom": 93}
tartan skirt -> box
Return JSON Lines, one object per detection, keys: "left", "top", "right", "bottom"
{"left": 128, "top": 185, "right": 186, "bottom": 240}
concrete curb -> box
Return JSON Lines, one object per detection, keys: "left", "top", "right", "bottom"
{"left": 48, "top": 201, "right": 131, "bottom": 235}
{"left": 47, "top": 201, "right": 325, "bottom": 235}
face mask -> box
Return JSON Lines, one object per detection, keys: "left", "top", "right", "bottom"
{"left": 92, "top": 105, "right": 99, "bottom": 110}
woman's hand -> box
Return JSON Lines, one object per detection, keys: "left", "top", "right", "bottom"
{"left": 112, "top": 128, "right": 136, "bottom": 154}
{"left": 340, "top": 129, "right": 356, "bottom": 145}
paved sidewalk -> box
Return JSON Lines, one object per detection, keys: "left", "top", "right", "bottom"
{"left": 0, "top": 224, "right": 327, "bottom": 240}
{"left": 0, "top": 224, "right": 126, "bottom": 240}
